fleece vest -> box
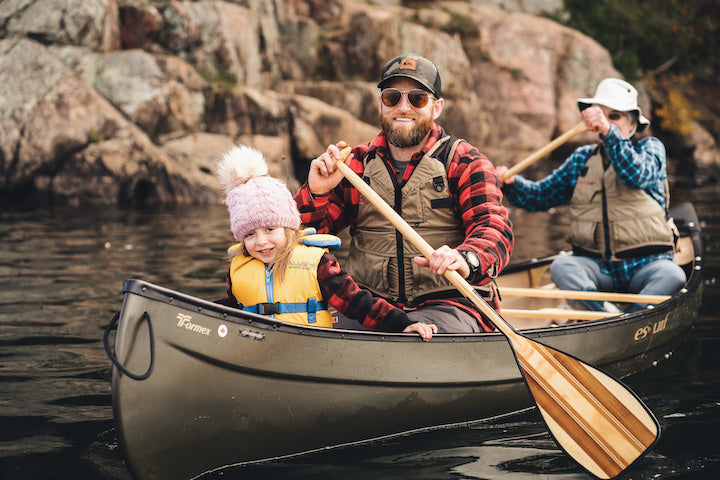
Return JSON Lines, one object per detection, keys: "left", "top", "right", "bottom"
{"left": 568, "top": 148, "right": 674, "bottom": 261}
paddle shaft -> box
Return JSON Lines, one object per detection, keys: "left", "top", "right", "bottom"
{"left": 501, "top": 121, "right": 588, "bottom": 181}
{"left": 501, "top": 286, "right": 670, "bottom": 304}
{"left": 332, "top": 146, "right": 659, "bottom": 479}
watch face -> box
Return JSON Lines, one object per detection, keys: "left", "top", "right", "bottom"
{"left": 464, "top": 251, "right": 479, "bottom": 268}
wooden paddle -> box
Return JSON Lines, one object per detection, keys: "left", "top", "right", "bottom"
{"left": 332, "top": 146, "right": 659, "bottom": 480}
{"left": 501, "top": 121, "right": 588, "bottom": 181}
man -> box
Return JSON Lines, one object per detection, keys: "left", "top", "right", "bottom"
{"left": 294, "top": 53, "right": 513, "bottom": 333}
{"left": 496, "top": 78, "right": 686, "bottom": 312}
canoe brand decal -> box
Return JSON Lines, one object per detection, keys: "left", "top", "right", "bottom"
{"left": 176, "top": 313, "right": 211, "bottom": 336}
{"left": 634, "top": 315, "right": 669, "bottom": 341}
{"left": 240, "top": 329, "right": 265, "bottom": 341}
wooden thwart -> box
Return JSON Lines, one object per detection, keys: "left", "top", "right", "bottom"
{"left": 502, "top": 308, "right": 616, "bottom": 321}
{"left": 501, "top": 286, "right": 671, "bottom": 304}
{"left": 333, "top": 146, "right": 659, "bottom": 479}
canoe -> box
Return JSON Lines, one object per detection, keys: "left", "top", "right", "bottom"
{"left": 106, "top": 202, "right": 703, "bottom": 480}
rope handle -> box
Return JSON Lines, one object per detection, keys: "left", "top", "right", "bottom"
{"left": 103, "top": 311, "right": 155, "bottom": 381}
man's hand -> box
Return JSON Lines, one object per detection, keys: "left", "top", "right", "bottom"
{"left": 582, "top": 105, "right": 611, "bottom": 136}
{"left": 308, "top": 142, "right": 353, "bottom": 195}
{"left": 412, "top": 245, "right": 470, "bottom": 278}
{"left": 495, "top": 165, "right": 515, "bottom": 185}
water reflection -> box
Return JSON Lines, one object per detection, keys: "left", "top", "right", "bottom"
{"left": 0, "top": 185, "right": 719, "bottom": 479}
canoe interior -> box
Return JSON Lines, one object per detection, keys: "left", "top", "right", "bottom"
{"left": 499, "top": 201, "right": 702, "bottom": 330}
{"left": 498, "top": 232, "right": 697, "bottom": 330}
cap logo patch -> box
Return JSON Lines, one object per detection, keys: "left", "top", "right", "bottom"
{"left": 400, "top": 58, "right": 417, "bottom": 70}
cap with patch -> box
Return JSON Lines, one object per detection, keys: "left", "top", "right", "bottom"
{"left": 378, "top": 53, "right": 441, "bottom": 97}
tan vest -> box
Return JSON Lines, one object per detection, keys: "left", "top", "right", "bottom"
{"left": 568, "top": 148, "right": 674, "bottom": 260}
{"left": 343, "top": 137, "right": 489, "bottom": 305}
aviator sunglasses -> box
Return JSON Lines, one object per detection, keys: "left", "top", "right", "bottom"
{"left": 381, "top": 88, "right": 433, "bottom": 108}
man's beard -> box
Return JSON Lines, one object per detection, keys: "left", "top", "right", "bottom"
{"left": 380, "top": 113, "right": 433, "bottom": 148}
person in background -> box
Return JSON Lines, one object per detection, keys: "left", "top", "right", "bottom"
{"left": 495, "top": 78, "right": 686, "bottom": 312}
{"left": 215, "top": 144, "right": 436, "bottom": 341}
{"left": 294, "top": 53, "right": 513, "bottom": 333}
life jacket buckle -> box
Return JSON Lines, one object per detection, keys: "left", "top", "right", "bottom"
{"left": 259, "top": 302, "right": 279, "bottom": 315}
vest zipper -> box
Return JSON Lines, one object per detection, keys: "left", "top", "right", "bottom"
{"left": 383, "top": 160, "right": 407, "bottom": 304}
{"left": 600, "top": 167, "right": 613, "bottom": 261}
{"left": 265, "top": 265, "right": 275, "bottom": 316}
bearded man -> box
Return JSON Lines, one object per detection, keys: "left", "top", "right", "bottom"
{"left": 294, "top": 53, "right": 513, "bottom": 333}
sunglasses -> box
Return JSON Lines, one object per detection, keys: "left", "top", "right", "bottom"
{"left": 380, "top": 88, "right": 432, "bottom": 108}
{"left": 607, "top": 112, "right": 628, "bottom": 121}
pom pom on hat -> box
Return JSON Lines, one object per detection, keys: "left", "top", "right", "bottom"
{"left": 217, "top": 145, "right": 301, "bottom": 241}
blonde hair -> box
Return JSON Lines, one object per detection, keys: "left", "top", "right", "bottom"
{"left": 236, "top": 227, "right": 300, "bottom": 283}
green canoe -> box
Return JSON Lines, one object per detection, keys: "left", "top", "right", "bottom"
{"left": 106, "top": 202, "right": 703, "bottom": 480}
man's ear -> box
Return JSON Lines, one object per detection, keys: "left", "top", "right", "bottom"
{"left": 432, "top": 97, "right": 444, "bottom": 120}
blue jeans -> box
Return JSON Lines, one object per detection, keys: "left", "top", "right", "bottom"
{"left": 549, "top": 255, "right": 686, "bottom": 312}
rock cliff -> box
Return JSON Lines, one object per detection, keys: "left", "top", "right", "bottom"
{"left": 0, "top": 0, "right": 716, "bottom": 206}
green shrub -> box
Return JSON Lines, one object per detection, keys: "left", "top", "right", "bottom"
{"left": 560, "top": 0, "right": 719, "bottom": 80}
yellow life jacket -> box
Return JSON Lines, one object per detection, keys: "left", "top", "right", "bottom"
{"left": 228, "top": 231, "right": 340, "bottom": 327}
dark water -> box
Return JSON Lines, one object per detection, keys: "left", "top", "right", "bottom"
{"left": 1, "top": 184, "right": 719, "bottom": 480}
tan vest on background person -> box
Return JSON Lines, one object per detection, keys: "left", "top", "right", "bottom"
{"left": 568, "top": 148, "right": 674, "bottom": 261}
{"left": 343, "top": 136, "right": 491, "bottom": 306}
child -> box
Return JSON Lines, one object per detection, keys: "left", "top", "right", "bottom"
{"left": 216, "top": 144, "right": 437, "bottom": 341}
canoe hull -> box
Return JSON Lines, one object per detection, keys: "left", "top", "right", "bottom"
{"left": 110, "top": 203, "right": 703, "bottom": 480}
{"left": 112, "top": 281, "right": 699, "bottom": 480}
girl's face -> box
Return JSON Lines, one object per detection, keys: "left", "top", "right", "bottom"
{"left": 243, "top": 227, "right": 288, "bottom": 264}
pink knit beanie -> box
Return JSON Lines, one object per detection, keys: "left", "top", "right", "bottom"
{"left": 217, "top": 145, "right": 301, "bottom": 241}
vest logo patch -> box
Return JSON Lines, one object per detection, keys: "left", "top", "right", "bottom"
{"left": 288, "top": 260, "right": 315, "bottom": 271}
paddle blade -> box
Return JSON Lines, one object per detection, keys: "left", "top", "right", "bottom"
{"left": 512, "top": 336, "right": 659, "bottom": 479}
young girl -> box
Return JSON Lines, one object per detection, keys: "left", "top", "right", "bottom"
{"left": 217, "top": 144, "right": 436, "bottom": 341}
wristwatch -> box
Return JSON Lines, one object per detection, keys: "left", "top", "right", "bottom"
{"left": 459, "top": 249, "right": 480, "bottom": 279}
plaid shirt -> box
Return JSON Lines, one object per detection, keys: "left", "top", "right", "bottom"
{"left": 294, "top": 124, "right": 514, "bottom": 331}
{"left": 503, "top": 125, "right": 672, "bottom": 289}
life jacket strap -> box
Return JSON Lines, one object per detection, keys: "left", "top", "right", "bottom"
{"left": 241, "top": 297, "right": 329, "bottom": 323}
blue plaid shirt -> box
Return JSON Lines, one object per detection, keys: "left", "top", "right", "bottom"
{"left": 504, "top": 124, "right": 672, "bottom": 290}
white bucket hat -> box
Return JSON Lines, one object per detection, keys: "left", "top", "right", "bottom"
{"left": 577, "top": 78, "right": 650, "bottom": 132}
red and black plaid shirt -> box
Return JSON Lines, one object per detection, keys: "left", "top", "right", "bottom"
{"left": 295, "top": 124, "right": 513, "bottom": 332}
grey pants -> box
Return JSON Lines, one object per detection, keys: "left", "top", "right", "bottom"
{"left": 549, "top": 254, "right": 686, "bottom": 311}
{"left": 333, "top": 304, "right": 481, "bottom": 333}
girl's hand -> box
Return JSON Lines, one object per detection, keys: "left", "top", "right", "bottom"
{"left": 403, "top": 322, "right": 438, "bottom": 341}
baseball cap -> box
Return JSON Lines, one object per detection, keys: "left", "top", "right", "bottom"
{"left": 377, "top": 53, "right": 442, "bottom": 97}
